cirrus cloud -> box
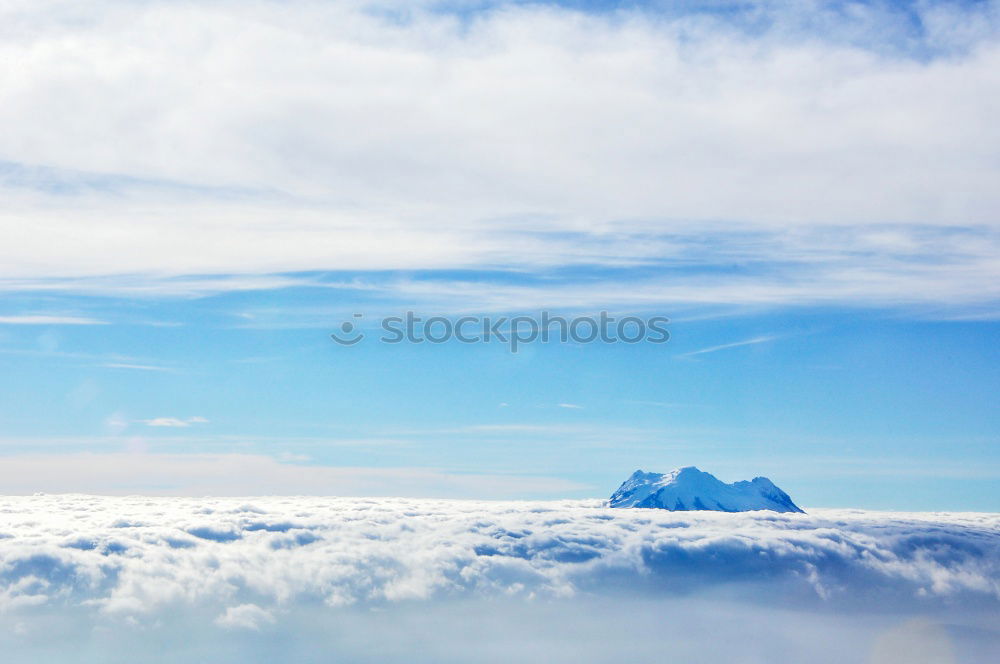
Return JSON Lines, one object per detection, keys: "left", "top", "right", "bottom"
{"left": 139, "top": 417, "right": 209, "bottom": 428}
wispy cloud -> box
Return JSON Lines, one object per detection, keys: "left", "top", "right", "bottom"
{"left": 206, "top": 245, "right": 1000, "bottom": 320}
{"left": 140, "top": 417, "right": 209, "bottom": 428}
{"left": 101, "top": 363, "right": 178, "bottom": 373}
{"left": 0, "top": 346, "right": 181, "bottom": 371}
{"left": 0, "top": 315, "right": 105, "bottom": 325}
{"left": 622, "top": 400, "right": 689, "bottom": 409}
{"left": 677, "top": 335, "right": 781, "bottom": 358}
{"left": 558, "top": 403, "right": 584, "bottom": 410}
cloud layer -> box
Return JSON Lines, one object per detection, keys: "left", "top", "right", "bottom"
{"left": 1, "top": 495, "right": 998, "bottom": 661}
{"left": 1, "top": 1, "right": 998, "bottom": 309}
{"left": 1, "top": 496, "right": 997, "bottom": 615}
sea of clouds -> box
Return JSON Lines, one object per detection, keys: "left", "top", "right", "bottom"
{"left": 0, "top": 496, "right": 998, "bottom": 662}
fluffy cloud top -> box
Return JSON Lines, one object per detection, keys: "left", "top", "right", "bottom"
{"left": 1, "top": 495, "right": 998, "bottom": 662}
{"left": 1, "top": 495, "right": 997, "bottom": 616}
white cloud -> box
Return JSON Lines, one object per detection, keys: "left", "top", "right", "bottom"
{"left": 870, "top": 618, "right": 959, "bottom": 664}
{"left": 141, "top": 417, "right": 183, "bottom": 427}
{"left": 677, "top": 334, "right": 780, "bottom": 357}
{"left": 0, "top": 494, "right": 996, "bottom": 661}
{"left": 0, "top": 495, "right": 995, "bottom": 619}
{"left": 0, "top": 1, "right": 996, "bottom": 310}
{"left": 139, "top": 416, "right": 208, "bottom": 428}
{"left": 140, "top": 417, "right": 208, "bottom": 428}
{"left": 215, "top": 604, "right": 275, "bottom": 631}
{"left": 0, "top": 315, "right": 105, "bottom": 325}
{"left": 100, "top": 363, "right": 177, "bottom": 372}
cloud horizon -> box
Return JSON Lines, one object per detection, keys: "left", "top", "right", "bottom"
{"left": 1, "top": 495, "right": 997, "bottom": 662}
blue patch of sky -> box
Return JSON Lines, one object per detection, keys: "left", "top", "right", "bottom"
{"left": 368, "top": 0, "right": 997, "bottom": 61}
{"left": 0, "top": 282, "right": 997, "bottom": 508}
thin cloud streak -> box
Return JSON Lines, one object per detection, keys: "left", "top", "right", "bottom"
{"left": 0, "top": 346, "right": 182, "bottom": 371}
{"left": 140, "top": 417, "right": 209, "bottom": 428}
{"left": 100, "top": 362, "right": 178, "bottom": 373}
{"left": 677, "top": 335, "right": 781, "bottom": 358}
{"left": 0, "top": 314, "right": 106, "bottom": 325}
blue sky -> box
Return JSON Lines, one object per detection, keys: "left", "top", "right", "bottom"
{"left": 0, "top": 0, "right": 998, "bottom": 508}
{"left": 1, "top": 281, "right": 997, "bottom": 509}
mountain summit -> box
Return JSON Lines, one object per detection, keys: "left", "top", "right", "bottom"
{"left": 609, "top": 466, "right": 804, "bottom": 513}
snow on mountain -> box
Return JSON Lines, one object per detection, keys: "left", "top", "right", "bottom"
{"left": 609, "top": 466, "right": 804, "bottom": 513}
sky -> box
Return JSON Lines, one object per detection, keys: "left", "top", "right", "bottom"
{"left": 0, "top": 0, "right": 998, "bottom": 509}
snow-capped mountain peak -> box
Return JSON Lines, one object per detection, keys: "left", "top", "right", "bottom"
{"left": 609, "top": 466, "right": 804, "bottom": 513}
